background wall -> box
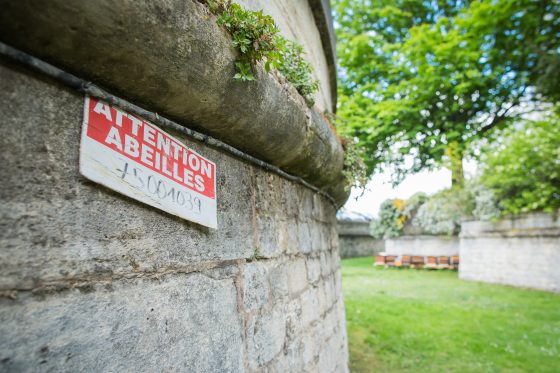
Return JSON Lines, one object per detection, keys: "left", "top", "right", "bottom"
{"left": 337, "top": 220, "right": 384, "bottom": 258}
{"left": 0, "top": 58, "right": 348, "bottom": 372}
{"left": 385, "top": 235, "right": 460, "bottom": 257}
{"left": 459, "top": 213, "right": 560, "bottom": 293}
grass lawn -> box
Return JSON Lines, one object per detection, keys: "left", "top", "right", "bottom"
{"left": 342, "top": 257, "right": 560, "bottom": 373}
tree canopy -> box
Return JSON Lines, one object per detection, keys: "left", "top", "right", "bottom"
{"left": 333, "top": 0, "right": 560, "bottom": 185}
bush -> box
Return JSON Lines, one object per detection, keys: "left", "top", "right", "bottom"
{"left": 372, "top": 184, "right": 502, "bottom": 238}
{"left": 371, "top": 193, "right": 428, "bottom": 239}
{"left": 371, "top": 199, "right": 407, "bottom": 239}
{"left": 413, "top": 187, "right": 474, "bottom": 235}
{"left": 404, "top": 192, "right": 429, "bottom": 219}
{"left": 480, "top": 117, "right": 560, "bottom": 215}
{"left": 470, "top": 183, "right": 501, "bottom": 221}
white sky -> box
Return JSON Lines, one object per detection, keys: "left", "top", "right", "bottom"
{"left": 343, "top": 160, "right": 478, "bottom": 218}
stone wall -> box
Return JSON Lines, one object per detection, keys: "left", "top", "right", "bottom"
{"left": 337, "top": 220, "right": 384, "bottom": 258}
{"left": 385, "top": 235, "right": 460, "bottom": 257}
{"left": 0, "top": 60, "right": 348, "bottom": 372}
{"left": 459, "top": 213, "right": 560, "bottom": 293}
{"left": 0, "top": 0, "right": 349, "bottom": 371}
{"left": 0, "top": 0, "right": 349, "bottom": 204}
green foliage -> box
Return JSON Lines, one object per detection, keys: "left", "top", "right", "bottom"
{"left": 275, "top": 38, "right": 319, "bottom": 105}
{"left": 470, "top": 183, "right": 501, "bottom": 221}
{"left": 371, "top": 192, "right": 428, "bottom": 238}
{"left": 373, "top": 183, "right": 504, "bottom": 237}
{"left": 333, "top": 0, "right": 560, "bottom": 183}
{"left": 323, "top": 112, "right": 369, "bottom": 191}
{"left": 341, "top": 135, "right": 368, "bottom": 191}
{"left": 414, "top": 187, "right": 474, "bottom": 235}
{"left": 234, "top": 62, "right": 254, "bottom": 81}
{"left": 342, "top": 257, "right": 560, "bottom": 373}
{"left": 403, "top": 191, "right": 428, "bottom": 218}
{"left": 209, "top": 0, "right": 278, "bottom": 67}
{"left": 371, "top": 198, "right": 407, "bottom": 239}
{"left": 480, "top": 117, "right": 560, "bottom": 215}
{"left": 372, "top": 189, "right": 472, "bottom": 238}
{"left": 206, "top": 0, "right": 318, "bottom": 105}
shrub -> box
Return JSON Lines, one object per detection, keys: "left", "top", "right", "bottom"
{"left": 480, "top": 117, "right": 560, "bottom": 215}
{"left": 470, "top": 183, "right": 501, "bottom": 221}
{"left": 404, "top": 192, "right": 428, "bottom": 219}
{"left": 413, "top": 187, "right": 474, "bottom": 235}
{"left": 371, "top": 199, "right": 407, "bottom": 239}
{"left": 371, "top": 193, "right": 429, "bottom": 239}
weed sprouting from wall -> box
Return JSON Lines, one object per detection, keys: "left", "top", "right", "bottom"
{"left": 205, "top": 0, "right": 319, "bottom": 106}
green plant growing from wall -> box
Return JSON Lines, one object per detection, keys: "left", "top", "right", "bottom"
{"left": 323, "top": 112, "right": 368, "bottom": 192}
{"left": 340, "top": 134, "right": 368, "bottom": 192}
{"left": 205, "top": 0, "right": 369, "bottom": 191}
{"left": 205, "top": 0, "right": 318, "bottom": 106}
{"left": 275, "top": 38, "right": 319, "bottom": 105}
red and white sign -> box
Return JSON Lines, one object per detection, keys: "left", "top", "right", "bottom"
{"left": 80, "top": 96, "right": 217, "bottom": 228}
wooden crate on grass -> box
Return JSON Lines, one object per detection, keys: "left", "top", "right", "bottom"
{"left": 385, "top": 255, "right": 397, "bottom": 267}
{"left": 411, "top": 256, "right": 425, "bottom": 269}
{"left": 425, "top": 256, "right": 438, "bottom": 269}
{"left": 451, "top": 255, "right": 460, "bottom": 270}
{"left": 374, "top": 254, "right": 386, "bottom": 266}
{"left": 437, "top": 256, "right": 450, "bottom": 269}
{"left": 401, "top": 255, "right": 411, "bottom": 268}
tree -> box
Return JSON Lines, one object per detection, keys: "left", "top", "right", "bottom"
{"left": 333, "top": 0, "right": 560, "bottom": 186}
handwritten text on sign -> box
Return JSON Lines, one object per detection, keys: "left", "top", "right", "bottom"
{"left": 80, "top": 96, "right": 217, "bottom": 228}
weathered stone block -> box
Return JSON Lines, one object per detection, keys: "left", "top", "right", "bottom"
{"left": 268, "top": 262, "right": 290, "bottom": 299}
{"left": 297, "top": 221, "right": 313, "bottom": 254}
{"left": 246, "top": 305, "right": 286, "bottom": 369}
{"left": 319, "top": 334, "right": 349, "bottom": 373}
{"left": 300, "top": 286, "right": 323, "bottom": 327}
{"left": 243, "top": 263, "right": 270, "bottom": 311}
{"left": 320, "top": 250, "right": 333, "bottom": 277}
{"left": 0, "top": 64, "right": 257, "bottom": 289}
{"left": 286, "top": 258, "right": 308, "bottom": 295}
{"left": 0, "top": 272, "right": 244, "bottom": 372}
{"left": 306, "top": 257, "right": 322, "bottom": 285}
{"left": 255, "top": 214, "right": 282, "bottom": 259}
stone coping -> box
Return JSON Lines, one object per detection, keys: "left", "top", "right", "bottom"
{"left": 460, "top": 212, "right": 560, "bottom": 238}
{"left": 386, "top": 235, "right": 459, "bottom": 241}
{"left": 0, "top": 0, "right": 349, "bottom": 205}
{"left": 336, "top": 221, "right": 372, "bottom": 236}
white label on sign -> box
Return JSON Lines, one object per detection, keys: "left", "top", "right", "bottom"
{"left": 80, "top": 96, "right": 218, "bottom": 228}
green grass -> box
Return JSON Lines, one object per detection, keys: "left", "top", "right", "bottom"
{"left": 342, "top": 257, "right": 560, "bottom": 373}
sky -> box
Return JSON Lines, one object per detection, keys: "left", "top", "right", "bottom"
{"left": 343, "top": 160, "right": 478, "bottom": 218}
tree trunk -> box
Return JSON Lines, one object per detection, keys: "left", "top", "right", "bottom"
{"left": 446, "top": 142, "right": 465, "bottom": 188}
